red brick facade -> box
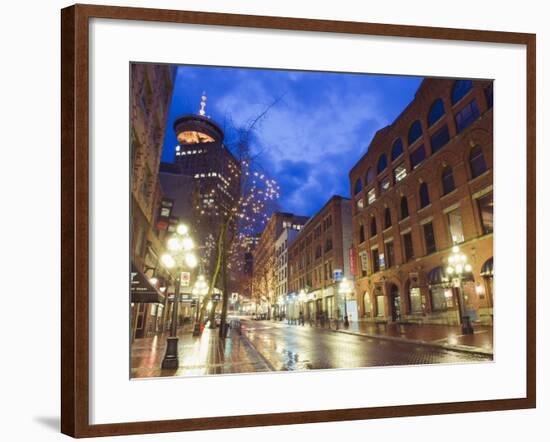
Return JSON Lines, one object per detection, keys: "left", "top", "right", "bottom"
{"left": 348, "top": 78, "right": 494, "bottom": 325}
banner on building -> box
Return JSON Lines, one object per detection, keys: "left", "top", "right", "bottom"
{"left": 349, "top": 247, "right": 357, "bottom": 276}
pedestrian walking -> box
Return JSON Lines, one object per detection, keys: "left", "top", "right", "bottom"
{"left": 299, "top": 311, "right": 304, "bottom": 326}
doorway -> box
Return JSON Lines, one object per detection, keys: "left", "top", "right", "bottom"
{"left": 390, "top": 284, "right": 401, "bottom": 322}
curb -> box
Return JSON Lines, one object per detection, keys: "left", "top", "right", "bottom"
{"left": 332, "top": 328, "right": 493, "bottom": 357}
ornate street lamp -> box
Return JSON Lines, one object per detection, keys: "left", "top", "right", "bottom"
{"left": 338, "top": 277, "right": 352, "bottom": 328}
{"left": 446, "top": 245, "right": 474, "bottom": 335}
{"left": 160, "top": 223, "right": 197, "bottom": 369}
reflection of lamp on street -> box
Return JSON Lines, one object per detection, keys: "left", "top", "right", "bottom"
{"left": 192, "top": 274, "right": 208, "bottom": 336}
{"left": 338, "top": 277, "right": 352, "bottom": 328}
{"left": 160, "top": 223, "right": 197, "bottom": 370}
{"left": 446, "top": 245, "right": 474, "bottom": 335}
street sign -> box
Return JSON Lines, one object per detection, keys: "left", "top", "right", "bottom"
{"left": 180, "top": 271, "right": 191, "bottom": 287}
{"left": 333, "top": 269, "right": 343, "bottom": 282}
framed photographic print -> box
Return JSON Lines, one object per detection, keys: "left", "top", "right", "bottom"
{"left": 61, "top": 3, "right": 536, "bottom": 438}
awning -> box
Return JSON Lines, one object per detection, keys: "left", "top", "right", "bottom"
{"left": 480, "top": 257, "right": 494, "bottom": 277}
{"left": 131, "top": 263, "right": 165, "bottom": 303}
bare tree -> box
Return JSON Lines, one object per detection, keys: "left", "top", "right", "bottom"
{"left": 196, "top": 100, "right": 282, "bottom": 337}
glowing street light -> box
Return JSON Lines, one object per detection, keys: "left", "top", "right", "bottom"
{"left": 338, "top": 277, "right": 353, "bottom": 328}
{"left": 446, "top": 245, "right": 474, "bottom": 335}
{"left": 159, "top": 222, "right": 198, "bottom": 369}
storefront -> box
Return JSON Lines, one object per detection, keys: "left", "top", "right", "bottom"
{"left": 131, "top": 263, "right": 166, "bottom": 339}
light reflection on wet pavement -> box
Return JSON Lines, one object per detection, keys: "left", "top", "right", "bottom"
{"left": 130, "top": 319, "right": 491, "bottom": 379}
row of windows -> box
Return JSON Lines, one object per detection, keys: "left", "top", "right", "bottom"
{"left": 355, "top": 145, "right": 488, "bottom": 214}
{"left": 358, "top": 192, "right": 493, "bottom": 276}
{"left": 358, "top": 147, "right": 488, "bottom": 242}
{"left": 353, "top": 80, "right": 493, "bottom": 196}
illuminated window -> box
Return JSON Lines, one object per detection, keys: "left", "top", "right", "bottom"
{"left": 394, "top": 164, "right": 407, "bottom": 182}
{"left": 356, "top": 198, "right": 364, "bottom": 211}
{"left": 379, "top": 176, "right": 391, "bottom": 194}
{"left": 367, "top": 188, "right": 376, "bottom": 205}
{"left": 447, "top": 208, "right": 465, "bottom": 244}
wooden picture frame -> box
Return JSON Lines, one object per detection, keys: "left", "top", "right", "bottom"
{"left": 61, "top": 3, "right": 536, "bottom": 438}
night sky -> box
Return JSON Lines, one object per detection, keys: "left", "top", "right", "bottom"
{"left": 161, "top": 65, "right": 423, "bottom": 217}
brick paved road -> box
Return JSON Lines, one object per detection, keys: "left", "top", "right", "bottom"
{"left": 242, "top": 320, "right": 491, "bottom": 371}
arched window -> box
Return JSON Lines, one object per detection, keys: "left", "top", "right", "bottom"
{"left": 377, "top": 154, "right": 388, "bottom": 174}
{"left": 391, "top": 138, "right": 403, "bottom": 161}
{"left": 469, "top": 145, "right": 487, "bottom": 178}
{"left": 359, "top": 225, "right": 365, "bottom": 243}
{"left": 384, "top": 207, "right": 392, "bottom": 229}
{"left": 400, "top": 196, "right": 409, "bottom": 220}
{"left": 370, "top": 217, "right": 377, "bottom": 237}
{"left": 419, "top": 182, "right": 430, "bottom": 208}
{"left": 441, "top": 165, "right": 455, "bottom": 195}
{"left": 365, "top": 168, "right": 375, "bottom": 185}
{"left": 451, "top": 79, "right": 473, "bottom": 104}
{"left": 408, "top": 120, "right": 423, "bottom": 145}
{"left": 354, "top": 178, "right": 362, "bottom": 195}
{"left": 428, "top": 99, "right": 445, "bottom": 126}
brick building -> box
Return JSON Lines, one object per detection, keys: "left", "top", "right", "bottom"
{"left": 348, "top": 78, "right": 494, "bottom": 326}
{"left": 251, "top": 212, "right": 308, "bottom": 318}
{"left": 130, "top": 63, "right": 176, "bottom": 339}
{"left": 287, "top": 196, "right": 354, "bottom": 322}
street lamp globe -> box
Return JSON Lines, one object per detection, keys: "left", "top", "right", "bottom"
{"left": 176, "top": 223, "right": 189, "bottom": 235}
{"left": 160, "top": 253, "right": 176, "bottom": 269}
{"left": 184, "top": 252, "right": 198, "bottom": 268}
{"left": 182, "top": 237, "right": 194, "bottom": 251}
{"left": 166, "top": 236, "right": 182, "bottom": 252}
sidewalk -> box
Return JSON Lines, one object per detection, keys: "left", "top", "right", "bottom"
{"left": 333, "top": 321, "right": 493, "bottom": 356}
{"left": 131, "top": 325, "right": 272, "bottom": 378}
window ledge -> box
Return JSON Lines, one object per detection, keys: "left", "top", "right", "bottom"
{"left": 468, "top": 169, "right": 491, "bottom": 184}
{"left": 441, "top": 188, "right": 458, "bottom": 199}
{"left": 418, "top": 204, "right": 432, "bottom": 212}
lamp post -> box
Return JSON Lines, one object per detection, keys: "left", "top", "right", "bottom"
{"left": 160, "top": 223, "right": 198, "bottom": 370}
{"left": 445, "top": 245, "right": 474, "bottom": 335}
{"left": 339, "top": 277, "right": 352, "bottom": 328}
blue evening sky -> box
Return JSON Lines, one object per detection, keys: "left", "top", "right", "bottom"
{"left": 161, "top": 65, "right": 423, "bottom": 217}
